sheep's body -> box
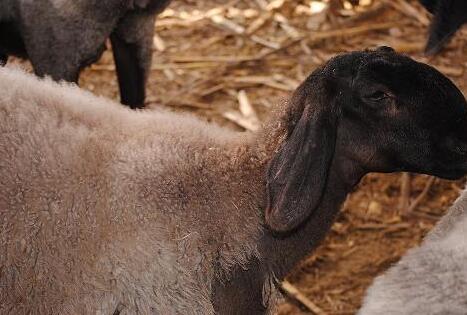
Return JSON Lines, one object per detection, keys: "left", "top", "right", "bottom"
{"left": 3, "top": 48, "right": 467, "bottom": 314}
{"left": 358, "top": 190, "right": 467, "bottom": 315}
{"left": 0, "top": 0, "right": 171, "bottom": 107}
{"left": 0, "top": 67, "right": 269, "bottom": 314}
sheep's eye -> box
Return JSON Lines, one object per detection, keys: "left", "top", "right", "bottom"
{"left": 365, "top": 91, "right": 389, "bottom": 101}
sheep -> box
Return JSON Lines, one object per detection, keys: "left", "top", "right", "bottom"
{"left": 1, "top": 46, "right": 467, "bottom": 314}
{"left": 0, "top": 0, "right": 172, "bottom": 108}
{"left": 358, "top": 187, "right": 467, "bottom": 315}
{"left": 420, "top": 0, "right": 467, "bottom": 55}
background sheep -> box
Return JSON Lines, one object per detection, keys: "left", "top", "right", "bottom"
{"left": 420, "top": 0, "right": 467, "bottom": 55}
{"left": 0, "top": 0, "right": 172, "bottom": 108}
{"left": 358, "top": 187, "right": 467, "bottom": 315}
{"left": 1, "top": 47, "right": 467, "bottom": 314}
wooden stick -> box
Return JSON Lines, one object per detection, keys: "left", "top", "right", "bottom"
{"left": 266, "top": 0, "right": 285, "bottom": 11}
{"left": 210, "top": 14, "right": 245, "bottom": 34}
{"left": 385, "top": 0, "right": 430, "bottom": 26}
{"left": 399, "top": 172, "right": 411, "bottom": 212}
{"left": 341, "top": 2, "right": 390, "bottom": 25}
{"left": 281, "top": 281, "right": 328, "bottom": 315}
{"left": 254, "top": 0, "right": 268, "bottom": 10}
{"left": 250, "top": 35, "right": 281, "bottom": 49}
{"left": 246, "top": 11, "right": 273, "bottom": 34}
{"left": 222, "top": 110, "right": 260, "bottom": 131}
{"left": 307, "top": 21, "right": 401, "bottom": 43}
{"left": 229, "top": 76, "right": 294, "bottom": 91}
{"left": 436, "top": 65, "right": 465, "bottom": 77}
{"left": 169, "top": 22, "right": 400, "bottom": 67}
{"left": 256, "top": 21, "right": 402, "bottom": 61}
{"left": 407, "top": 210, "right": 440, "bottom": 220}
{"left": 407, "top": 176, "right": 436, "bottom": 213}
{"left": 170, "top": 55, "right": 257, "bottom": 63}
{"left": 152, "top": 34, "right": 166, "bottom": 52}
{"left": 238, "top": 90, "right": 259, "bottom": 123}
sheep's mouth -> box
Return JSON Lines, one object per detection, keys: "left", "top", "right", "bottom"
{"left": 436, "top": 171, "right": 465, "bottom": 180}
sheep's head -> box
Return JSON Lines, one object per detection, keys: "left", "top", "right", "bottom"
{"left": 265, "top": 46, "right": 467, "bottom": 232}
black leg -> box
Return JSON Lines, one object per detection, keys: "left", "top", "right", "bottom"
{"left": 110, "top": 13, "right": 155, "bottom": 109}
{"left": 110, "top": 33, "right": 146, "bottom": 109}
{"left": 425, "top": 0, "right": 467, "bottom": 55}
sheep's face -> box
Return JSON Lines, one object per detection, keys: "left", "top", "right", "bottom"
{"left": 330, "top": 46, "right": 467, "bottom": 180}
{"left": 265, "top": 47, "right": 467, "bottom": 232}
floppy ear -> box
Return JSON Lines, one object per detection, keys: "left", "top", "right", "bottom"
{"left": 265, "top": 87, "right": 338, "bottom": 233}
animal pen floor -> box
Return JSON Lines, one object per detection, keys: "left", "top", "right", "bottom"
{"left": 11, "top": 0, "right": 467, "bottom": 314}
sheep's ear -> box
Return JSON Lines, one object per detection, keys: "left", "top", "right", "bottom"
{"left": 265, "top": 92, "right": 338, "bottom": 233}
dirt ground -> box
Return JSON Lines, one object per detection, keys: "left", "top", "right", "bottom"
{"left": 11, "top": 0, "right": 467, "bottom": 314}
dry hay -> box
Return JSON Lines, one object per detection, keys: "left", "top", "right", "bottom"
{"left": 10, "top": 0, "right": 467, "bottom": 314}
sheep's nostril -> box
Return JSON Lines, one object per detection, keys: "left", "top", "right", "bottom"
{"left": 454, "top": 144, "right": 467, "bottom": 156}
{"left": 445, "top": 136, "right": 467, "bottom": 156}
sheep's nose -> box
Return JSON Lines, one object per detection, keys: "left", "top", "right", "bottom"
{"left": 455, "top": 143, "right": 467, "bottom": 156}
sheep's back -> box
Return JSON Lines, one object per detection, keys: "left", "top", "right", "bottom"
{"left": 359, "top": 189, "right": 467, "bottom": 315}
{"left": 0, "top": 67, "right": 118, "bottom": 313}
{"left": 0, "top": 67, "right": 245, "bottom": 313}
{"left": 359, "top": 241, "right": 467, "bottom": 315}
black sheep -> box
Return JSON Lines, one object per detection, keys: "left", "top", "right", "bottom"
{"left": 0, "top": 0, "right": 172, "bottom": 108}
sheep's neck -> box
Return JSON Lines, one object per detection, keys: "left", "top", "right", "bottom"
{"left": 238, "top": 102, "right": 364, "bottom": 280}
{"left": 258, "top": 155, "right": 364, "bottom": 280}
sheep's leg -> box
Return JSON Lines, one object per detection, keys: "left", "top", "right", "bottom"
{"left": 111, "top": 14, "right": 155, "bottom": 109}
{"left": 110, "top": 34, "right": 146, "bottom": 108}
{"left": 425, "top": 0, "right": 467, "bottom": 55}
